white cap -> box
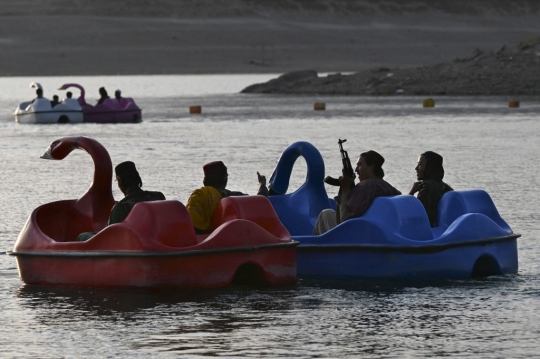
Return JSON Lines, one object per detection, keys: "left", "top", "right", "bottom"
{"left": 115, "top": 89, "right": 121, "bottom": 93}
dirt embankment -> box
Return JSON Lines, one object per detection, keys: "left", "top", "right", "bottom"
{"left": 4, "top": 0, "right": 540, "bottom": 18}
{"left": 241, "top": 37, "right": 540, "bottom": 95}
{"left": 1, "top": 0, "right": 540, "bottom": 77}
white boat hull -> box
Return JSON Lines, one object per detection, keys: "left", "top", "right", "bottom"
{"left": 14, "top": 99, "right": 83, "bottom": 124}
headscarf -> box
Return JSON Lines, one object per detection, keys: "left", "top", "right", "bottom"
{"left": 186, "top": 186, "right": 222, "bottom": 232}
{"left": 361, "top": 150, "right": 385, "bottom": 178}
{"left": 422, "top": 151, "right": 444, "bottom": 181}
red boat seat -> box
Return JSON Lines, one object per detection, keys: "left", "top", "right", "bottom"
{"left": 209, "top": 196, "right": 287, "bottom": 238}
{"left": 123, "top": 200, "right": 197, "bottom": 248}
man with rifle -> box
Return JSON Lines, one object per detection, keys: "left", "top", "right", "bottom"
{"left": 313, "top": 142, "right": 401, "bottom": 235}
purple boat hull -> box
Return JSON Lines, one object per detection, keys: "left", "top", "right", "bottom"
{"left": 59, "top": 83, "right": 142, "bottom": 123}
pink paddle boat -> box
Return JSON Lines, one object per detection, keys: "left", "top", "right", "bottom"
{"left": 58, "top": 84, "right": 142, "bottom": 123}
{"left": 9, "top": 136, "right": 297, "bottom": 289}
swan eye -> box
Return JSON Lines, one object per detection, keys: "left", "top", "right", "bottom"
{"left": 50, "top": 140, "right": 61, "bottom": 150}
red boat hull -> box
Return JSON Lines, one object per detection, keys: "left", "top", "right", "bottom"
{"left": 14, "top": 246, "right": 296, "bottom": 289}
{"left": 12, "top": 197, "right": 297, "bottom": 289}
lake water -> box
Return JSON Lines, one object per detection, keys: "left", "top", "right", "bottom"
{"left": 0, "top": 75, "right": 538, "bottom": 358}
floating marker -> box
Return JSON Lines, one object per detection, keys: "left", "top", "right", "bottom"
{"left": 508, "top": 100, "right": 520, "bottom": 108}
{"left": 314, "top": 102, "right": 326, "bottom": 110}
{"left": 189, "top": 105, "right": 202, "bottom": 114}
{"left": 423, "top": 98, "right": 435, "bottom": 108}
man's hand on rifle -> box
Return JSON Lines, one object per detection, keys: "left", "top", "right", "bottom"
{"left": 338, "top": 170, "right": 355, "bottom": 194}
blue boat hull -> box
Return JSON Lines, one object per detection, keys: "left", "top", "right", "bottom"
{"left": 297, "top": 236, "right": 518, "bottom": 281}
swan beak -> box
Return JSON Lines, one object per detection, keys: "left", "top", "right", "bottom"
{"left": 40, "top": 147, "right": 57, "bottom": 160}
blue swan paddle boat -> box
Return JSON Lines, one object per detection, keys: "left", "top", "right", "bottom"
{"left": 266, "top": 141, "right": 519, "bottom": 282}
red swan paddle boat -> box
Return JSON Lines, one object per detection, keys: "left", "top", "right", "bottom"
{"left": 9, "top": 136, "right": 297, "bottom": 289}
{"left": 58, "top": 84, "right": 142, "bottom": 123}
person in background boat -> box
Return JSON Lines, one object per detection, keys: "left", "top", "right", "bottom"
{"left": 312, "top": 150, "right": 401, "bottom": 235}
{"left": 76, "top": 161, "right": 166, "bottom": 241}
{"left": 409, "top": 151, "right": 453, "bottom": 227}
{"left": 62, "top": 91, "right": 80, "bottom": 109}
{"left": 50, "top": 95, "right": 60, "bottom": 107}
{"left": 31, "top": 88, "right": 44, "bottom": 103}
{"left": 115, "top": 89, "right": 122, "bottom": 101}
{"left": 96, "top": 87, "right": 110, "bottom": 105}
{"left": 256, "top": 171, "right": 280, "bottom": 196}
{"left": 186, "top": 161, "right": 268, "bottom": 234}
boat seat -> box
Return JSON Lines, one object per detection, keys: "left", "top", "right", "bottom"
{"left": 361, "top": 195, "right": 434, "bottom": 241}
{"left": 28, "top": 98, "right": 51, "bottom": 111}
{"left": 209, "top": 196, "right": 288, "bottom": 238}
{"left": 124, "top": 200, "right": 198, "bottom": 248}
{"left": 437, "top": 190, "right": 510, "bottom": 231}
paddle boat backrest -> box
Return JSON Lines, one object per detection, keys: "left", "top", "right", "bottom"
{"left": 267, "top": 141, "right": 333, "bottom": 236}
{"left": 29, "top": 98, "right": 51, "bottom": 111}
{"left": 18, "top": 101, "right": 32, "bottom": 111}
{"left": 123, "top": 200, "right": 198, "bottom": 248}
{"left": 210, "top": 196, "right": 290, "bottom": 239}
{"left": 34, "top": 200, "right": 94, "bottom": 242}
{"left": 62, "top": 98, "right": 82, "bottom": 110}
{"left": 115, "top": 97, "right": 136, "bottom": 109}
{"left": 437, "top": 190, "right": 511, "bottom": 232}
{"left": 361, "top": 195, "right": 434, "bottom": 241}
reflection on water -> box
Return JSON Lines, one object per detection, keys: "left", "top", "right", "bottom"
{"left": 0, "top": 75, "right": 539, "bottom": 357}
{"left": 9, "top": 275, "right": 536, "bottom": 357}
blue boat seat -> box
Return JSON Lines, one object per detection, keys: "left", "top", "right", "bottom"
{"left": 360, "top": 195, "right": 434, "bottom": 241}
{"left": 437, "top": 190, "right": 511, "bottom": 232}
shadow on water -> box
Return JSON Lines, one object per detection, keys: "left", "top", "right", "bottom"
{"left": 15, "top": 273, "right": 520, "bottom": 316}
{"left": 297, "top": 273, "right": 520, "bottom": 293}
{"left": 15, "top": 283, "right": 298, "bottom": 322}
{"left": 12, "top": 275, "right": 528, "bottom": 356}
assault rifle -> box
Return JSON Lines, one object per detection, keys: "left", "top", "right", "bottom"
{"left": 324, "top": 139, "right": 356, "bottom": 186}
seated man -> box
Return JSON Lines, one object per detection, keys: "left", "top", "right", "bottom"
{"left": 186, "top": 161, "right": 267, "bottom": 234}
{"left": 76, "top": 161, "right": 165, "bottom": 241}
{"left": 62, "top": 91, "right": 80, "bottom": 109}
{"left": 50, "top": 95, "right": 60, "bottom": 107}
{"left": 31, "top": 88, "right": 44, "bottom": 103}
{"left": 409, "top": 151, "right": 453, "bottom": 227}
{"left": 312, "top": 150, "right": 401, "bottom": 235}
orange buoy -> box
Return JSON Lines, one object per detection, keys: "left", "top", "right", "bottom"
{"left": 508, "top": 100, "right": 520, "bottom": 108}
{"left": 189, "top": 106, "right": 202, "bottom": 114}
{"left": 423, "top": 98, "right": 435, "bottom": 108}
{"left": 314, "top": 102, "right": 326, "bottom": 111}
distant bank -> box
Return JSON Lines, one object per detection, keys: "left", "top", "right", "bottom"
{"left": 241, "top": 37, "right": 540, "bottom": 96}
{"left": 0, "top": 0, "right": 539, "bottom": 77}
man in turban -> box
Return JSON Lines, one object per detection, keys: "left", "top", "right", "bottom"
{"left": 409, "top": 151, "right": 453, "bottom": 227}
{"left": 108, "top": 161, "right": 166, "bottom": 225}
{"left": 76, "top": 161, "right": 165, "bottom": 241}
{"left": 313, "top": 150, "right": 401, "bottom": 235}
{"left": 186, "top": 161, "right": 268, "bottom": 234}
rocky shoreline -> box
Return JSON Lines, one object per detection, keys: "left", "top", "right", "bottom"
{"left": 241, "top": 37, "right": 540, "bottom": 96}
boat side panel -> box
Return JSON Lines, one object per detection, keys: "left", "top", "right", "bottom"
{"left": 15, "top": 247, "right": 297, "bottom": 289}
{"left": 297, "top": 239, "right": 518, "bottom": 281}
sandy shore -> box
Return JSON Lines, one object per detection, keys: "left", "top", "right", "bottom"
{"left": 0, "top": 1, "right": 539, "bottom": 76}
